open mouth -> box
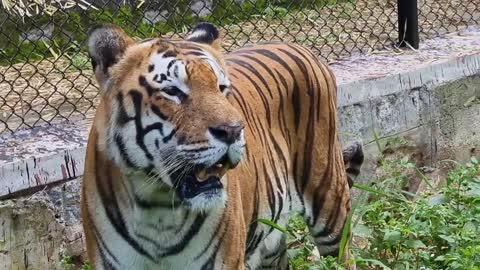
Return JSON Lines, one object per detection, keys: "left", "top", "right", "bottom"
{"left": 174, "top": 156, "right": 233, "bottom": 201}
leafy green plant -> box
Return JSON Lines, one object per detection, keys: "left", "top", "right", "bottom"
{"left": 60, "top": 255, "right": 76, "bottom": 270}
{"left": 259, "top": 143, "right": 479, "bottom": 270}
{"left": 59, "top": 255, "right": 92, "bottom": 270}
{"left": 354, "top": 157, "right": 480, "bottom": 270}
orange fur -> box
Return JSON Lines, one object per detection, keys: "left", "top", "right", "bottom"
{"left": 81, "top": 24, "right": 360, "bottom": 270}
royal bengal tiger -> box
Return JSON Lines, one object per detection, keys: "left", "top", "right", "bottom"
{"left": 81, "top": 22, "right": 364, "bottom": 270}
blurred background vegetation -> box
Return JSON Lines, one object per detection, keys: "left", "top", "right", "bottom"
{"left": 0, "top": 0, "right": 346, "bottom": 65}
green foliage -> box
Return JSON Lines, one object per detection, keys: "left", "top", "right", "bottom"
{"left": 285, "top": 215, "right": 336, "bottom": 270}
{"left": 59, "top": 255, "right": 91, "bottom": 270}
{"left": 60, "top": 256, "right": 76, "bottom": 270}
{"left": 261, "top": 156, "right": 480, "bottom": 269}
{"left": 355, "top": 156, "right": 480, "bottom": 269}
{"left": 0, "top": 0, "right": 353, "bottom": 65}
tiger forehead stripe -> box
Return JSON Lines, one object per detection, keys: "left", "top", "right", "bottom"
{"left": 147, "top": 52, "right": 189, "bottom": 92}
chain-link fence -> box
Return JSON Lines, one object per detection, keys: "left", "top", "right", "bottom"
{"left": 0, "top": 0, "right": 479, "bottom": 134}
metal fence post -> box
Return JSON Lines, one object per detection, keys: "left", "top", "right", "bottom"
{"left": 398, "top": 0, "right": 420, "bottom": 49}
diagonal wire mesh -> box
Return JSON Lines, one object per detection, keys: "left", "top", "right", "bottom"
{"left": 0, "top": 0, "right": 479, "bottom": 134}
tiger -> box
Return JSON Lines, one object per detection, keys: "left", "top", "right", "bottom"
{"left": 81, "top": 22, "right": 364, "bottom": 270}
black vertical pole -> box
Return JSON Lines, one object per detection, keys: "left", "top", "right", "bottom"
{"left": 398, "top": 0, "right": 420, "bottom": 49}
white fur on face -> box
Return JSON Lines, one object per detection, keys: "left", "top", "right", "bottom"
{"left": 184, "top": 188, "right": 227, "bottom": 213}
{"left": 146, "top": 53, "right": 189, "bottom": 104}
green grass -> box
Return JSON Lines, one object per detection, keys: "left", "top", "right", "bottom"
{"left": 279, "top": 156, "right": 480, "bottom": 270}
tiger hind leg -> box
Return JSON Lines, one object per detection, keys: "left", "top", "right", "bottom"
{"left": 300, "top": 141, "right": 359, "bottom": 270}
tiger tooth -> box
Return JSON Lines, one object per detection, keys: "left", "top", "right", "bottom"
{"left": 218, "top": 165, "right": 229, "bottom": 178}
{"left": 197, "top": 169, "right": 208, "bottom": 182}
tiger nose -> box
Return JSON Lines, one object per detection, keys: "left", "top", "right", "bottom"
{"left": 209, "top": 123, "right": 244, "bottom": 145}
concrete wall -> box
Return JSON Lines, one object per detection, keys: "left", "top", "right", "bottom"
{"left": 0, "top": 181, "right": 83, "bottom": 270}
{"left": 0, "top": 26, "right": 479, "bottom": 269}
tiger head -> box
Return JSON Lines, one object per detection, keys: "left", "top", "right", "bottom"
{"left": 87, "top": 23, "right": 245, "bottom": 211}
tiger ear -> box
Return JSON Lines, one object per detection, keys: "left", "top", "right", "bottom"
{"left": 87, "top": 24, "right": 134, "bottom": 90}
{"left": 186, "top": 22, "right": 222, "bottom": 50}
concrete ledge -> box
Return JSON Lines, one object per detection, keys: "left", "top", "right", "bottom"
{"left": 1, "top": 26, "right": 480, "bottom": 198}
{"left": 0, "top": 122, "right": 89, "bottom": 198}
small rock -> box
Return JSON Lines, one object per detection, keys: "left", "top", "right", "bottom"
{"left": 191, "top": 0, "right": 213, "bottom": 17}
{"left": 20, "top": 23, "right": 54, "bottom": 43}
{"left": 143, "top": 10, "right": 170, "bottom": 25}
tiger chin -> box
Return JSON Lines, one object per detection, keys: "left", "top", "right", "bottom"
{"left": 81, "top": 22, "right": 363, "bottom": 270}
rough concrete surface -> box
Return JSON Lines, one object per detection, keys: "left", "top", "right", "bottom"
{"left": 342, "top": 74, "right": 480, "bottom": 201}
{"left": 0, "top": 181, "right": 83, "bottom": 270}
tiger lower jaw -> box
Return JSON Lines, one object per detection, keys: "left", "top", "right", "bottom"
{"left": 183, "top": 189, "right": 227, "bottom": 212}
{"left": 174, "top": 159, "right": 232, "bottom": 211}
{"left": 178, "top": 174, "right": 228, "bottom": 212}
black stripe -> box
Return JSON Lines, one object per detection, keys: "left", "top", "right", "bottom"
{"left": 292, "top": 154, "right": 305, "bottom": 216}
{"left": 139, "top": 75, "right": 158, "bottom": 97}
{"left": 312, "top": 198, "right": 348, "bottom": 243}
{"left": 143, "top": 122, "right": 164, "bottom": 136}
{"left": 162, "top": 128, "right": 176, "bottom": 143}
{"left": 263, "top": 162, "right": 276, "bottom": 223}
{"left": 182, "top": 146, "right": 214, "bottom": 152}
{"left": 160, "top": 213, "right": 208, "bottom": 256}
{"left": 197, "top": 215, "right": 228, "bottom": 270}
{"left": 312, "top": 101, "right": 336, "bottom": 222}
{"left": 87, "top": 207, "right": 120, "bottom": 268}
{"left": 195, "top": 213, "right": 225, "bottom": 260}
{"left": 134, "top": 193, "right": 180, "bottom": 209}
{"left": 184, "top": 50, "right": 205, "bottom": 56}
{"left": 173, "top": 210, "right": 191, "bottom": 234}
{"left": 231, "top": 67, "right": 272, "bottom": 127}
{"left": 163, "top": 50, "right": 178, "bottom": 58}
{"left": 287, "top": 44, "right": 323, "bottom": 121}
{"left": 95, "top": 148, "right": 156, "bottom": 262}
{"left": 129, "top": 90, "right": 154, "bottom": 160}
{"left": 273, "top": 69, "right": 293, "bottom": 150}
{"left": 166, "top": 60, "right": 176, "bottom": 76}
{"left": 246, "top": 231, "right": 264, "bottom": 257}
{"left": 288, "top": 44, "right": 327, "bottom": 121}
{"left": 114, "top": 134, "right": 136, "bottom": 168}
{"left": 116, "top": 92, "right": 134, "bottom": 126}
{"left": 277, "top": 48, "right": 317, "bottom": 193}
{"left": 231, "top": 87, "right": 268, "bottom": 151}
{"left": 246, "top": 160, "right": 261, "bottom": 252}
{"left": 246, "top": 49, "right": 302, "bottom": 131}
{"left": 236, "top": 53, "right": 291, "bottom": 149}
{"left": 228, "top": 58, "right": 274, "bottom": 98}
{"left": 134, "top": 230, "right": 162, "bottom": 250}
{"left": 151, "top": 104, "right": 168, "bottom": 120}
{"left": 266, "top": 129, "right": 287, "bottom": 194}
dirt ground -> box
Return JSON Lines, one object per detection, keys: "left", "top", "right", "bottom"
{"left": 0, "top": 0, "right": 479, "bottom": 133}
